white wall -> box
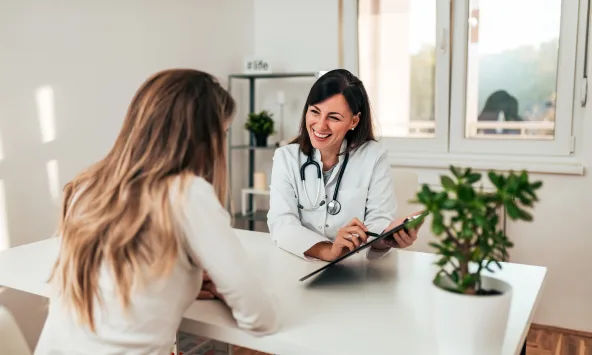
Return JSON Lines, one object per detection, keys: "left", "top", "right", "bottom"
{"left": 252, "top": 0, "right": 339, "bottom": 142}
{"left": 225, "top": 0, "right": 341, "bottom": 218}
{"left": 250, "top": 0, "right": 592, "bottom": 334}
{"left": 0, "top": 0, "right": 254, "bottom": 349}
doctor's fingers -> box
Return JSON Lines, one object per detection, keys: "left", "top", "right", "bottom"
{"left": 348, "top": 234, "right": 362, "bottom": 248}
{"left": 335, "top": 235, "right": 356, "bottom": 251}
{"left": 341, "top": 226, "right": 368, "bottom": 243}
{"left": 347, "top": 217, "right": 368, "bottom": 231}
{"left": 393, "top": 230, "right": 413, "bottom": 248}
{"left": 197, "top": 290, "right": 215, "bottom": 299}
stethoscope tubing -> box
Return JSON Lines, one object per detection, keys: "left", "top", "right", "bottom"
{"left": 298, "top": 151, "right": 349, "bottom": 215}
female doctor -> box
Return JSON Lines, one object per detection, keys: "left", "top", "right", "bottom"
{"left": 267, "top": 69, "right": 423, "bottom": 261}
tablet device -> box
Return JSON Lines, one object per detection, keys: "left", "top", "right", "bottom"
{"left": 299, "top": 212, "right": 428, "bottom": 282}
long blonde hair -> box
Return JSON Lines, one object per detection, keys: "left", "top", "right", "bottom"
{"left": 49, "top": 69, "right": 235, "bottom": 331}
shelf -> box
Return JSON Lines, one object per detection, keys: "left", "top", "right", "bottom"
{"left": 234, "top": 210, "right": 268, "bottom": 222}
{"left": 230, "top": 144, "right": 278, "bottom": 150}
{"left": 229, "top": 72, "right": 318, "bottom": 79}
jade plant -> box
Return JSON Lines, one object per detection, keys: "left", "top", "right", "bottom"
{"left": 406, "top": 166, "right": 543, "bottom": 295}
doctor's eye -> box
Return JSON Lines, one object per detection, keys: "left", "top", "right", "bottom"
{"left": 310, "top": 108, "right": 320, "bottom": 115}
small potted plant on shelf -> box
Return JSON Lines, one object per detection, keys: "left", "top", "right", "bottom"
{"left": 244, "top": 110, "right": 275, "bottom": 147}
{"left": 406, "top": 165, "right": 543, "bottom": 355}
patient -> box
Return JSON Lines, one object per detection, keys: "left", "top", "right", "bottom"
{"left": 34, "top": 69, "right": 278, "bottom": 355}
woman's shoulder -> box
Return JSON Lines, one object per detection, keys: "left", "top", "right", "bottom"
{"left": 169, "top": 175, "right": 222, "bottom": 206}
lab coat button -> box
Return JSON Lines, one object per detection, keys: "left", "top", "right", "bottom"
{"left": 325, "top": 224, "right": 329, "bottom": 227}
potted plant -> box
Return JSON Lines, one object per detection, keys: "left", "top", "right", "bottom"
{"left": 406, "top": 166, "right": 543, "bottom": 355}
{"left": 244, "top": 110, "right": 275, "bottom": 147}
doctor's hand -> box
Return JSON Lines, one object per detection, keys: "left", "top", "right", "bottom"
{"left": 197, "top": 271, "right": 225, "bottom": 301}
{"left": 372, "top": 212, "right": 424, "bottom": 250}
{"left": 329, "top": 218, "right": 369, "bottom": 260}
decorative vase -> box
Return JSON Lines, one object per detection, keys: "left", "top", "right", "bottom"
{"left": 430, "top": 275, "right": 512, "bottom": 355}
{"left": 253, "top": 132, "right": 268, "bottom": 147}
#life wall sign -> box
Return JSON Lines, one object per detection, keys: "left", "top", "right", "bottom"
{"left": 243, "top": 58, "right": 272, "bottom": 74}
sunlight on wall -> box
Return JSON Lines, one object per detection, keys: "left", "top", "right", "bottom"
{"left": 46, "top": 160, "right": 60, "bottom": 204}
{"left": 0, "top": 130, "right": 5, "bottom": 162}
{"left": 0, "top": 180, "right": 11, "bottom": 251}
{"left": 35, "top": 85, "right": 56, "bottom": 143}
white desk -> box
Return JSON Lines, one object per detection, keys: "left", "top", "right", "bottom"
{"left": 0, "top": 229, "right": 546, "bottom": 355}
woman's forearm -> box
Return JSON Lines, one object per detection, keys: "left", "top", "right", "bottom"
{"left": 304, "top": 242, "right": 333, "bottom": 261}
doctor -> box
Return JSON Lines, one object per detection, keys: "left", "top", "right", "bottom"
{"left": 267, "top": 69, "right": 423, "bottom": 261}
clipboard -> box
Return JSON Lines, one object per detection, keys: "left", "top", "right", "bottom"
{"left": 299, "top": 212, "right": 428, "bottom": 282}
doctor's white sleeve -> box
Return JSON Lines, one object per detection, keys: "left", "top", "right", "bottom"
{"left": 364, "top": 148, "right": 398, "bottom": 238}
{"left": 176, "top": 177, "right": 279, "bottom": 336}
{"left": 267, "top": 149, "right": 330, "bottom": 260}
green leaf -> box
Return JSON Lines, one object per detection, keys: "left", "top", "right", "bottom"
{"left": 504, "top": 199, "right": 520, "bottom": 219}
{"left": 442, "top": 199, "right": 458, "bottom": 210}
{"left": 488, "top": 171, "right": 502, "bottom": 189}
{"left": 421, "top": 184, "right": 432, "bottom": 199}
{"left": 435, "top": 257, "right": 449, "bottom": 267}
{"left": 450, "top": 166, "right": 462, "bottom": 178}
{"left": 416, "top": 190, "right": 428, "bottom": 204}
{"left": 461, "top": 224, "right": 473, "bottom": 238}
{"left": 450, "top": 270, "right": 460, "bottom": 283}
{"left": 434, "top": 191, "right": 447, "bottom": 205}
{"left": 431, "top": 220, "right": 445, "bottom": 236}
{"left": 471, "top": 247, "right": 482, "bottom": 260}
{"left": 516, "top": 193, "right": 533, "bottom": 207}
{"left": 461, "top": 273, "right": 477, "bottom": 289}
{"left": 507, "top": 174, "right": 519, "bottom": 195}
{"left": 441, "top": 175, "right": 456, "bottom": 191}
{"left": 429, "top": 242, "right": 450, "bottom": 255}
{"left": 474, "top": 214, "right": 487, "bottom": 227}
{"left": 458, "top": 184, "right": 475, "bottom": 202}
{"left": 467, "top": 173, "right": 481, "bottom": 184}
{"left": 518, "top": 208, "right": 533, "bottom": 221}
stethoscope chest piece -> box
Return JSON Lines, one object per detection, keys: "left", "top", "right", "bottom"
{"left": 326, "top": 199, "right": 341, "bottom": 215}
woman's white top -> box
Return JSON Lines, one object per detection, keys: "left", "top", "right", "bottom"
{"left": 267, "top": 140, "right": 398, "bottom": 260}
{"left": 35, "top": 177, "right": 278, "bottom": 355}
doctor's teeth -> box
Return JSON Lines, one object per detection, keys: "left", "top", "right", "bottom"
{"left": 314, "top": 131, "right": 330, "bottom": 138}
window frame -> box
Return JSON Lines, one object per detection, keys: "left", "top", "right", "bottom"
{"left": 449, "top": 0, "right": 581, "bottom": 157}
{"left": 342, "top": 0, "right": 589, "bottom": 173}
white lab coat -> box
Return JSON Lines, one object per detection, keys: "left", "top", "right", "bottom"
{"left": 267, "top": 139, "right": 398, "bottom": 260}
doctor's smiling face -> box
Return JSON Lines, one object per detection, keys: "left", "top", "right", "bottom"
{"left": 294, "top": 69, "right": 375, "bottom": 160}
{"left": 306, "top": 93, "right": 359, "bottom": 154}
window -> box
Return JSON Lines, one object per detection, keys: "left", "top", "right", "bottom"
{"left": 357, "top": 0, "right": 449, "bottom": 153}
{"left": 355, "top": 0, "right": 588, "bottom": 159}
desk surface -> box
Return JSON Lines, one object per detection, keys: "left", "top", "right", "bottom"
{"left": 0, "top": 230, "right": 546, "bottom": 355}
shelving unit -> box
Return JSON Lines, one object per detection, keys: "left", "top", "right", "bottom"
{"left": 227, "top": 72, "right": 318, "bottom": 231}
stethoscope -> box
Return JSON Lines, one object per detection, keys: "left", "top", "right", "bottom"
{"left": 297, "top": 152, "right": 349, "bottom": 215}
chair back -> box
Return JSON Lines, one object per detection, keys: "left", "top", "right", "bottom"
{"left": 0, "top": 305, "right": 32, "bottom": 355}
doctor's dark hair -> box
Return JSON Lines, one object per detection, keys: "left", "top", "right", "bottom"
{"left": 293, "top": 69, "right": 376, "bottom": 156}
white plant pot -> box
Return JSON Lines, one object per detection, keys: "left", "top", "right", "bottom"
{"left": 431, "top": 275, "right": 512, "bottom": 355}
